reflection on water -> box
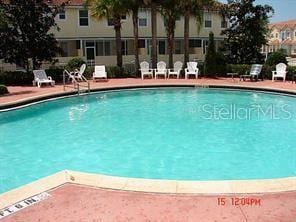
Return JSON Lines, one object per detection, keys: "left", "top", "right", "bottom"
{"left": 68, "top": 104, "right": 89, "bottom": 121}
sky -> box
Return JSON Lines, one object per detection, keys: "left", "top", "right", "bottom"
{"left": 219, "top": 0, "right": 296, "bottom": 23}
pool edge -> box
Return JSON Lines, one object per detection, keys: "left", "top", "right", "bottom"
{"left": 0, "top": 170, "right": 295, "bottom": 210}
{"left": 1, "top": 83, "right": 296, "bottom": 111}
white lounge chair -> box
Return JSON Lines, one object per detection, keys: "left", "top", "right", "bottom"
{"left": 74, "top": 64, "right": 87, "bottom": 81}
{"left": 168, "top": 61, "right": 183, "bottom": 79}
{"left": 240, "top": 64, "right": 263, "bottom": 81}
{"left": 272, "top": 63, "right": 287, "bottom": 82}
{"left": 32, "top": 70, "right": 55, "bottom": 88}
{"left": 140, "top": 61, "right": 153, "bottom": 79}
{"left": 154, "top": 61, "right": 167, "bottom": 79}
{"left": 93, "top": 65, "right": 107, "bottom": 82}
{"left": 185, "top": 62, "right": 199, "bottom": 79}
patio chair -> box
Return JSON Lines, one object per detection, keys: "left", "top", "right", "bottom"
{"left": 154, "top": 61, "right": 167, "bottom": 79}
{"left": 93, "top": 65, "right": 108, "bottom": 82}
{"left": 168, "top": 61, "right": 183, "bottom": 79}
{"left": 73, "top": 64, "right": 87, "bottom": 81}
{"left": 185, "top": 62, "right": 199, "bottom": 79}
{"left": 140, "top": 61, "right": 153, "bottom": 79}
{"left": 240, "top": 64, "right": 263, "bottom": 81}
{"left": 272, "top": 63, "right": 287, "bottom": 82}
{"left": 32, "top": 70, "right": 55, "bottom": 88}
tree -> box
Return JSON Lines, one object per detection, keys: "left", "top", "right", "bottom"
{"left": 127, "top": 0, "right": 145, "bottom": 74}
{"left": 161, "top": 0, "right": 182, "bottom": 68}
{"left": 86, "top": 0, "right": 129, "bottom": 69}
{"left": 204, "top": 32, "right": 217, "bottom": 77}
{"left": 221, "top": 0, "right": 273, "bottom": 64}
{"left": 265, "top": 49, "right": 287, "bottom": 66}
{"left": 180, "top": 0, "right": 215, "bottom": 66}
{"left": 0, "top": 0, "right": 65, "bottom": 72}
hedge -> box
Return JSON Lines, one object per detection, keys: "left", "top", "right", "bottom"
{"left": 0, "top": 84, "right": 8, "bottom": 95}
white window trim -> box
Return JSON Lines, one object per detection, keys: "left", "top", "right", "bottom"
{"left": 106, "top": 15, "right": 127, "bottom": 28}
{"left": 58, "top": 10, "right": 66, "bottom": 21}
{"left": 204, "top": 13, "right": 212, "bottom": 28}
{"left": 78, "top": 10, "right": 90, "bottom": 27}
{"left": 138, "top": 10, "right": 148, "bottom": 27}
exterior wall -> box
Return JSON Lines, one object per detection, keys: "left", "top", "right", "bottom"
{"left": 51, "top": 6, "right": 226, "bottom": 67}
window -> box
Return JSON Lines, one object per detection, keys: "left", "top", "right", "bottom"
{"left": 295, "top": 31, "right": 296, "bottom": 37}
{"left": 158, "top": 40, "right": 166, "bottom": 55}
{"left": 174, "top": 40, "right": 182, "bottom": 54}
{"left": 204, "top": 12, "right": 212, "bottom": 28}
{"left": 203, "top": 40, "right": 208, "bottom": 54}
{"left": 138, "top": 39, "right": 146, "bottom": 48}
{"left": 79, "top": 10, "right": 89, "bottom": 26}
{"left": 189, "top": 39, "right": 202, "bottom": 48}
{"left": 276, "top": 33, "right": 278, "bottom": 38}
{"left": 107, "top": 15, "right": 127, "bottom": 26}
{"left": 59, "top": 10, "right": 66, "bottom": 20}
{"left": 60, "top": 42, "right": 68, "bottom": 57}
{"left": 138, "top": 10, "right": 147, "bottom": 26}
{"left": 221, "top": 17, "right": 227, "bottom": 28}
{"left": 270, "top": 34, "right": 274, "bottom": 38}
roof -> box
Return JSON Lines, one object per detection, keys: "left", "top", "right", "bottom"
{"left": 269, "top": 19, "right": 296, "bottom": 30}
{"left": 50, "top": 0, "right": 84, "bottom": 6}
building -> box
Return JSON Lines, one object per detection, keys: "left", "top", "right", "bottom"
{"left": 51, "top": 0, "right": 227, "bottom": 67}
{"left": 0, "top": 0, "right": 227, "bottom": 71}
{"left": 263, "top": 19, "right": 296, "bottom": 58}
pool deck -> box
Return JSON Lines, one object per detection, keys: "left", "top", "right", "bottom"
{"left": 2, "top": 183, "right": 296, "bottom": 222}
{"left": 1, "top": 77, "right": 296, "bottom": 221}
{"left": 1, "top": 77, "right": 296, "bottom": 106}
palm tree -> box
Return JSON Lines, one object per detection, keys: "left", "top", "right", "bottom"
{"left": 161, "top": 0, "right": 182, "bottom": 68}
{"left": 127, "top": 0, "right": 145, "bottom": 74}
{"left": 180, "top": 0, "right": 215, "bottom": 66}
{"left": 143, "top": 0, "right": 162, "bottom": 69}
{"left": 85, "top": 0, "right": 128, "bottom": 68}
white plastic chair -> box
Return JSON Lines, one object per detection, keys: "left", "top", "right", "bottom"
{"left": 73, "top": 64, "right": 87, "bottom": 81}
{"left": 272, "top": 63, "right": 287, "bottom": 82}
{"left": 140, "top": 61, "right": 153, "bottom": 79}
{"left": 154, "top": 61, "right": 167, "bottom": 79}
{"left": 93, "top": 65, "right": 107, "bottom": 82}
{"left": 168, "top": 61, "right": 183, "bottom": 79}
{"left": 32, "top": 70, "right": 55, "bottom": 88}
{"left": 185, "top": 62, "right": 199, "bottom": 79}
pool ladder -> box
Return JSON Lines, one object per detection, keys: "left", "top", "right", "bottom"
{"left": 63, "top": 70, "right": 90, "bottom": 95}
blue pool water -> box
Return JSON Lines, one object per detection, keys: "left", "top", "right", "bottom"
{"left": 0, "top": 88, "right": 296, "bottom": 193}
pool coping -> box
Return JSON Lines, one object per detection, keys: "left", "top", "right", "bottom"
{"left": 0, "top": 84, "right": 295, "bottom": 210}
{"left": 0, "top": 170, "right": 295, "bottom": 210}
{"left": 1, "top": 83, "right": 296, "bottom": 111}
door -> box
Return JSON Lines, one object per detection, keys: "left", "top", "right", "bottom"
{"left": 86, "top": 47, "right": 95, "bottom": 60}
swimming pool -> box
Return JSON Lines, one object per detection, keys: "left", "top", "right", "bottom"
{"left": 0, "top": 88, "right": 295, "bottom": 193}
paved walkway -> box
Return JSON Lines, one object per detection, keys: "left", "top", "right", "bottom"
{"left": 1, "top": 78, "right": 295, "bottom": 105}
{"left": 2, "top": 184, "right": 296, "bottom": 222}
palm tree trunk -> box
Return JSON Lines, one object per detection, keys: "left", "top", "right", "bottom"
{"left": 132, "top": 8, "right": 140, "bottom": 76}
{"left": 167, "top": 19, "right": 175, "bottom": 68}
{"left": 114, "top": 16, "right": 123, "bottom": 68}
{"left": 184, "top": 7, "right": 190, "bottom": 66}
{"left": 151, "top": 1, "right": 157, "bottom": 69}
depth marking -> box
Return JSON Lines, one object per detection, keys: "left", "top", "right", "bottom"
{"left": 0, "top": 192, "right": 50, "bottom": 219}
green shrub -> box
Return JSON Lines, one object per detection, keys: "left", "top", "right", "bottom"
{"left": 0, "top": 84, "right": 8, "bottom": 95}
{"left": 0, "top": 71, "right": 33, "bottom": 86}
{"left": 204, "top": 32, "right": 217, "bottom": 77}
{"left": 44, "top": 68, "right": 64, "bottom": 82}
{"left": 265, "top": 49, "right": 287, "bottom": 66}
{"left": 65, "top": 57, "right": 86, "bottom": 71}
{"left": 287, "top": 66, "right": 296, "bottom": 81}
{"left": 106, "top": 66, "right": 137, "bottom": 78}
{"left": 228, "top": 64, "right": 251, "bottom": 75}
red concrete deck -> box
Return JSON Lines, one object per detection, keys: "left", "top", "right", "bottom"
{"left": 1, "top": 78, "right": 296, "bottom": 105}
{"left": 2, "top": 184, "right": 296, "bottom": 222}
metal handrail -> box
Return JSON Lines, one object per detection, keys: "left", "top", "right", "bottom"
{"left": 63, "top": 70, "right": 90, "bottom": 95}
